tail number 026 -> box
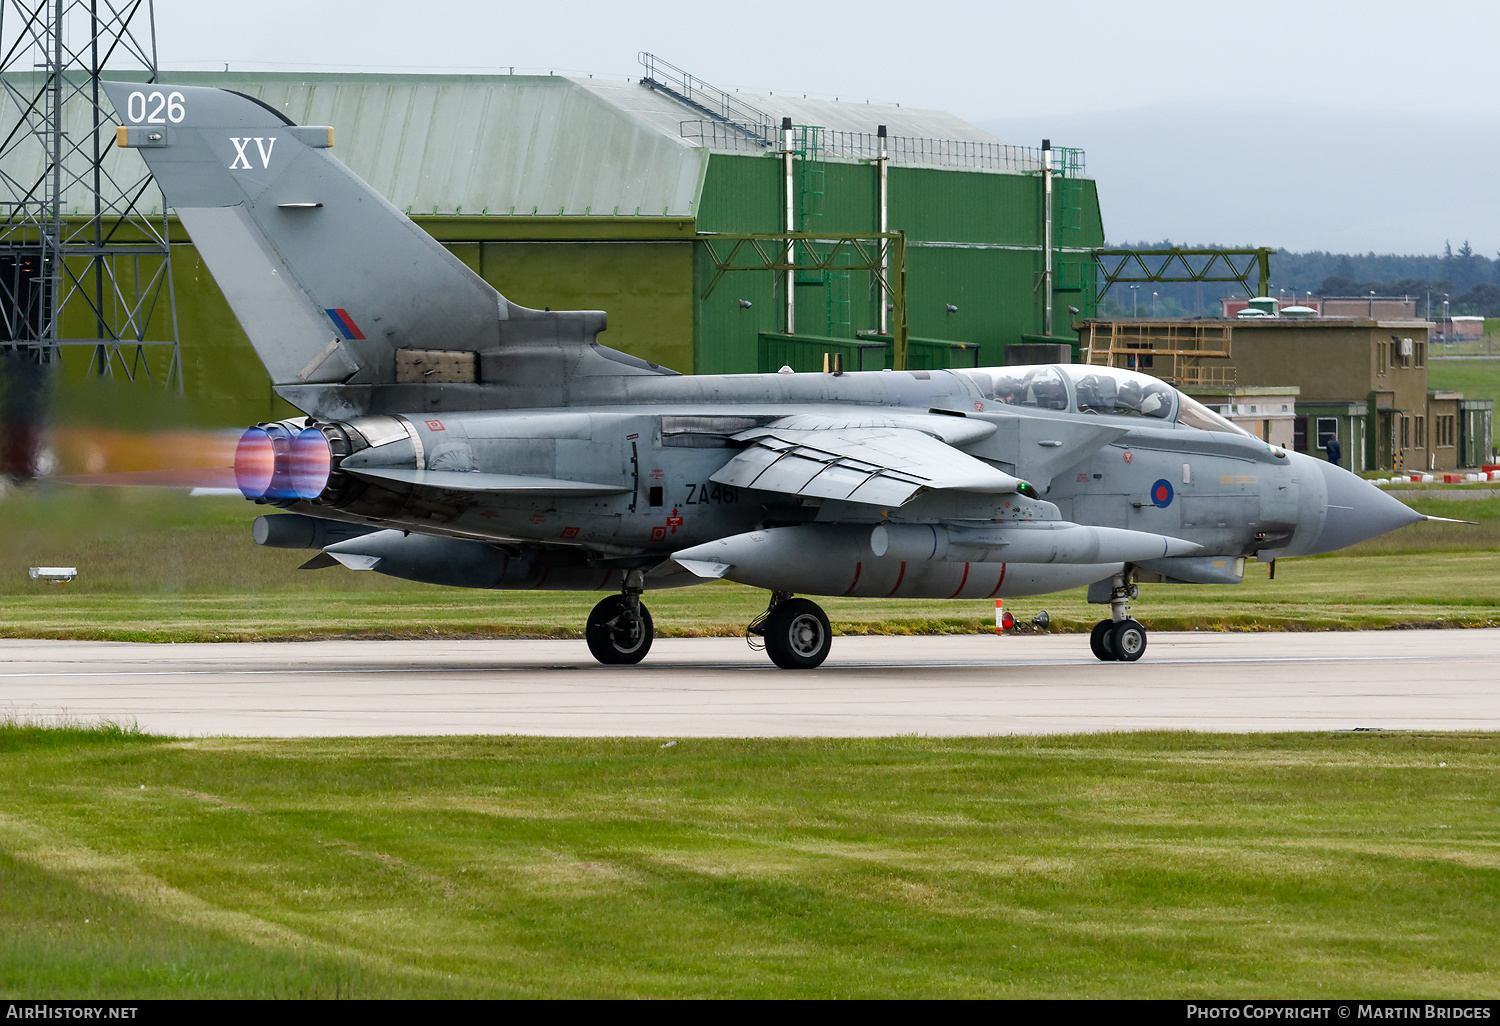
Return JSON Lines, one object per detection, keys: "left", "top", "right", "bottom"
{"left": 126, "top": 90, "right": 185, "bottom": 125}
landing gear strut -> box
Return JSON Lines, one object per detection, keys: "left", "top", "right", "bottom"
{"left": 586, "top": 570, "right": 653, "bottom": 665}
{"left": 749, "top": 592, "right": 832, "bottom": 670}
{"left": 1090, "top": 571, "right": 1147, "bottom": 663}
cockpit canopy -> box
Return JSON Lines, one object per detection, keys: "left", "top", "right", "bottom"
{"left": 955, "top": 365, "right": 1249, "bottom": 436}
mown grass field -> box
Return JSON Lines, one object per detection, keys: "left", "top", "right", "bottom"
{"left": 1428, "top": 355, "right": 1500, "bottom": 412}
{"left": 1, "top": 486, "right": 1497, "bottom": 640}
{"left": 1, "top": 725, "right": 1497, "bottom": 998}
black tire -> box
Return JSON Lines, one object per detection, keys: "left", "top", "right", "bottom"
{"left": 1089, "top": 619, "right": 1116, "bottom": 661}
{"left": 585, "top": 595, "right": 653, "bottom": 665}
{"left": 1111, "top": 619, "right": 1147, "bottom": 662}
{"left": 763, "top": 598, "right": 832, "bottom": 670}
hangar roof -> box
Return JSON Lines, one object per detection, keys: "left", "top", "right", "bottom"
{"left": 7, "top": 71, "right": 1066, "bottom": 220}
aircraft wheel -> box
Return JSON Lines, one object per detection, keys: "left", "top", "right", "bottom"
{"left": 585, "top": 595, "right": 654, "bottom": 665}
{"left": 1089, "top": 619, "right": 1117, "bottom": 661}
{"left": 763, "top": 598, "right": 832, "bottom": 670}
{"left": 1111, "top": 619, "right": 1147, "bottom": 662}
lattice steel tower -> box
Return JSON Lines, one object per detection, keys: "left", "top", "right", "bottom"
{"left": 0, "top": 0, "right": 179, "bottom": 385}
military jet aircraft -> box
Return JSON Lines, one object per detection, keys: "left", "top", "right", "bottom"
{"left": 107, "top": 83, "right": 1434, "bottom": 669}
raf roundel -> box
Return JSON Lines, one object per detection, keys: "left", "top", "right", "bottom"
{"left": 1150, "top": 478, "right": 1174, "bottom": 508}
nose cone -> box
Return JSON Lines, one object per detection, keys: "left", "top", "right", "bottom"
{"left": 1307, "top": 457, "right": 1423, "bottom": 555}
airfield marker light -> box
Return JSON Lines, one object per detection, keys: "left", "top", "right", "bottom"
{"left": 1001, "top": 609, "right": 1016, "bottom": 632}
{"left": 234, "top": 427, "right": 275, "bottom": 498}
{"left": 290, "top": 428, "right": 333, "bottom": 500}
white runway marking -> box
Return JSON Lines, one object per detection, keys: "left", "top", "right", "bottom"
{"left": 1, "top": 631, "right": 1496, "bottom": 737}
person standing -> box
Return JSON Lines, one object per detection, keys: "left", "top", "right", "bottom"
{"left": 1325, "top": 434, "right": 1342, "bottom": 467}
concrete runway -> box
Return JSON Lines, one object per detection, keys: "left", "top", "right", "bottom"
{"left": 2, "top": 630, "right": 1497, "bottom": 737}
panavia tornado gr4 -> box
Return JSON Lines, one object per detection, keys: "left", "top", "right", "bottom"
{"left": 109, "top": 83, "right": 1438, "bottom": 669}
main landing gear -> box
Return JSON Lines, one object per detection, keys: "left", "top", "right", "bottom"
{"left": 586, "top": 569, "right": 653, "bottom": 665}
{"left": 749, "top": 592, "right": 832, "bottom": 670}
{"left": 1090, "top": 571, "right": 1147, "bottom": 663}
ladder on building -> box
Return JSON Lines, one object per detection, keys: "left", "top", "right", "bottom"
{"left": 789, "top": 124, "right": 850, "bottom": 337}
{"left": 638, "top": 52, "right": 773, "bottom": 145}
{"left": 1053, "top": 147, "right": 1092, "bottom": 305}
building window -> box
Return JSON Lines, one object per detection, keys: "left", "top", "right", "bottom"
{"left": 1437, "top": 415, "right": 1456, "bottom": 447}
{"left": 1316, "top": 417, "right": 1338, "bottom": 450}
{"left": 1415, "top": 341, "right": 1426, "bottom": 368}
{"left": 1400, "top": 416, "right": 1410, "bottom": 450}
{"left": 1293, "top": 417, "right": 1307, "bottom": 451}
{"left": 1377, "top": 341, "right": 1388, "bottom": 375}
{"left": 1415, "top": 416, "right": 1425, "bottom": 450}
{"left": 1124, "top": 342, "right": 1154, "bottom": 369}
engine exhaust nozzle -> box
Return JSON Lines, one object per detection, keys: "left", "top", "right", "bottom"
{"left": 234, "top": 422, "right": 335, "bottom": 501}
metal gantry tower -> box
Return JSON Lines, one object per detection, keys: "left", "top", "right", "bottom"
{"left": 0, "top": 0, "right": 179, "bottom": 386}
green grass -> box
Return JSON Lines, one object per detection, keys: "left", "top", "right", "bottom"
{"left": 1, "top": 727, "right": 1497, "bottom": 998}
{"left": 1428, "top": 355, "right": 1500, "bottom": 413}
{"left": 1, "top": 486, "right": 1498, "bottom": 641}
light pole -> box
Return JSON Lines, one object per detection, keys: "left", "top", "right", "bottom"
{"left": 1130, "top": 284, "right": 1139, "bottom": 317}
{"left": 1152, "top": 291, "right": 1159, "bottom": 318}
{"left": 1368, "top": 291, "right": 1375, "bottom": 318}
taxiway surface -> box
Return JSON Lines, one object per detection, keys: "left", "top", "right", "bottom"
{"left": 2, "top": 630, "right": 1496, "bottom": 737}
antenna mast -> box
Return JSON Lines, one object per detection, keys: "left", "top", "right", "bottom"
{"left": 0, "top": 0, "right": 179, "bottom": 377}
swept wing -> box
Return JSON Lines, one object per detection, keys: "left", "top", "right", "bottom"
{"left": 710, "top": 414, "right": 1023, "bottom": 507}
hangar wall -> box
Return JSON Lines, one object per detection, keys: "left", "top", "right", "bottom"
{"left": 692, "top": 155, "right": 1102, "bottom": 374}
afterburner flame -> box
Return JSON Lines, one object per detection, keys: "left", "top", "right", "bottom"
{"left": 234, "top": 427, "right": 274, "bottom": 498}
{"left": 290, "top": 428, "right": 333, "bottom": 500}
{"left": 233, "top": 424, "right": 334, "bottom": 501}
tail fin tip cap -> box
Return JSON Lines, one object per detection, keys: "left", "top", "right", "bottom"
{"left": 289, "top": 125, "right": 334, "bottom": 148}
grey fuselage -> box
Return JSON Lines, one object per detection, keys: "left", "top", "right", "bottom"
{"left": 264, "top": 365, "right": 1340, "bottom": 599}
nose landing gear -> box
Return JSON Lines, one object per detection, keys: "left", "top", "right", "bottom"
{"left": 1090, "top": 571, "right": 1147, "bottom": 662}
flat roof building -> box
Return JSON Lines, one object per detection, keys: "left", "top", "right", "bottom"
{"left": 1079, "top": 316, "right": 1493, "bottom": 471}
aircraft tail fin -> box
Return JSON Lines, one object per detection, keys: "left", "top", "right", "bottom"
{"left": 105, "top": 83, "right": 667, "bottom": 415}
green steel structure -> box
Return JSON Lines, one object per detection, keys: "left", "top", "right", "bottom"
{"left": 5, "top": 70, "right": 1104, "bottom": 428}
{"left": 1093, "top": 248, "right": 1274, "bottom": 302}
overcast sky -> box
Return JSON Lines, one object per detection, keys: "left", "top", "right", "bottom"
{"left": 146, "top": 0, "right": 1500, "bottom": 255}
